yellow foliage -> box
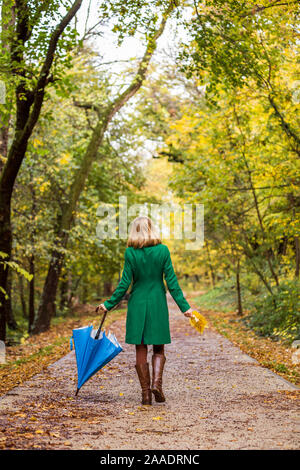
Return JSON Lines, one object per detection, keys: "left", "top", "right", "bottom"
{"left": 189, "top": 310, "right": 207, "bottom": 335}
{"left": 33, "top": 138, "right": 43, "bottom": 148}
{"left": 39, "top": 182, "right": 50, "bottom": 193}
{"left": 59, "top": 152, "right": 71, "bottom": 165}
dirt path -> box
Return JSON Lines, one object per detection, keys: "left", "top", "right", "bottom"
{"left": 0, "top": 294, "right": 299, "bottom": 450}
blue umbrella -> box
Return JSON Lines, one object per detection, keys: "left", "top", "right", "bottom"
{"left": 70, "top": 309, "right": 122, "bottom": 395}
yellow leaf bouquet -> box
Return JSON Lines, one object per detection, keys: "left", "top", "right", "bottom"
{"left": 189, "top": 310, "right": 207, "bottom": 334}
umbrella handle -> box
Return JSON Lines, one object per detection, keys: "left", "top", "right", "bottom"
{"left": 95, "top": 309, "right": 108, "bottom": 340}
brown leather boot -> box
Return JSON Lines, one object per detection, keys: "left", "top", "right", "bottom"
{"left": 151, "top": 354, "right": 166, "bottom": 402}
{"left": 135, "top": 363, "right": 152, "bottom": 405}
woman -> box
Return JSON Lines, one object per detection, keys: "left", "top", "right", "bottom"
{"left": 97, "top": 216, "right": 193, "bottom": 406}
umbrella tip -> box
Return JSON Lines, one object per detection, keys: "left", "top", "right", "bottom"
{"left": 75, "top": 388, "right": 79, "bottom": 396}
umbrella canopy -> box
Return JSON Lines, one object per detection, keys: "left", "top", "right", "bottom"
{"left": 70, "top": 313, "right": 122, "bottom": 395}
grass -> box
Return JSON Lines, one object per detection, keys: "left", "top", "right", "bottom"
{"left": 194, "top": 285, "right": 237, "bottom": 312}
{"left": 187, "top": 288, "right": 300, "bottom": 387}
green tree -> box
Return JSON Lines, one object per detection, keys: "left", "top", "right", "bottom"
{"left": 0, "top": 0, "right": 84, "bottom": 340}
{"left": 32, "top": 1, "right": 178, "bottom": 334}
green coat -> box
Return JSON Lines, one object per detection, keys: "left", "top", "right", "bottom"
{"left": 104, "top": 243, "right": 191, "bottom": 345}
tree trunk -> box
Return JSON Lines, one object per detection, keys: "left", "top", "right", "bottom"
{"left": 103, "top": 281, "right": 114, "bottom": 297}
{"left": 18, "top": 274, "right": 27, "bottom": 318}
{"left": 96, "top": 281, "right": 102, "bottom": 300}
{"left": 233, "top": 108, "right": 279, "bottom": 287}
{"left": 5, "top": 269, "right": 17, "bottom": 330}
{"left": 0, "top": 0, "right": 83, "bottom": 341}
{"left": 244, "top": 250, "right": 274, "bottom": 295}
{"left": 81, "top": 276, "right": 88, "bottom": 304}
{"left": 68, "top": 274, "right": 82, "bottom": 307}
{"left": 205, "top": 242, "right": 216, "bottom": 287}
{"left": 268, "top": 94, "right": 300, "bottom": 158}
{"left": 32, "top": 4, "right": 176, "bottom": 335}
{"left": 0, "top": 189, "right": 12, "bottom": 341}
{"left": 59, "top": 273, "right": 69, "bottom": 311}
{"left": 0, "top": 0, "right": 14, "bottom": 340}
{"left": 236, "top": 259, "right": 243, "bottom": 316}
{"left": 240, "top": 227, "right": 274, "bottom": 295}
{"left": 31, "top": 247, "right": 64, "bottom": 333}
{"left": 0, "top": 0, "right": 14, "bottom": 173}
{"left": 0, "top": 127, "right": 9, "bottom": 173}
{"left": 28, "top": 253, "right": 35, "bottom": 333}
{"left": 295, "top": 237, "right": 300, "bottom": 278}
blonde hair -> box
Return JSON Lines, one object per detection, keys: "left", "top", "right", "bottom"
{"left": 127, "top": 216, "right": 161, "bottom": 249}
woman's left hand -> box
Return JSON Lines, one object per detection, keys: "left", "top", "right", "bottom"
{"left": 96, "top": 303, "right": 107, "bottom": 313}
{"left": 183, "top": 308, "right": 193, "bottom": 318}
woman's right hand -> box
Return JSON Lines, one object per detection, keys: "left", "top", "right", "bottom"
{"left": 96, "top": 303, "right": 107, "bottom": 313}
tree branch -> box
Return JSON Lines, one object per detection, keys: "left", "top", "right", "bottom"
{"left": 25, "top": 0, "right": 83, "bottom": 137}
{"left": 241, "top": 1, "right": 299, "bottom": 18}
{"left": 225, "top": 184, "right": 294, "bottom": 191}
{"left": 268, "top": 94, "right": 300, "bottom": 157}
{"left": 73, "top": 99, "right": 101, "bottom": 116}
{"left": 1, "top": 0, "right": 83, "bottom": 191}
{"left": 106, "top": 1, "right": 177, "bottom": 120}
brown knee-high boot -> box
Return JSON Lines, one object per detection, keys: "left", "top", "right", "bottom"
{"left": 151, "top": 354, "right": 166, "bottom": 402}
{"left": 135, "top": 363, "right": 152, "bottom": 405}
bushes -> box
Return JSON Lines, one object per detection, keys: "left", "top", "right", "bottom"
{"left": 194, "top": 277, "right": 300, "bottom": 344}
{"left": 244, "top": 280, "right": 300, "bottom": 344}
